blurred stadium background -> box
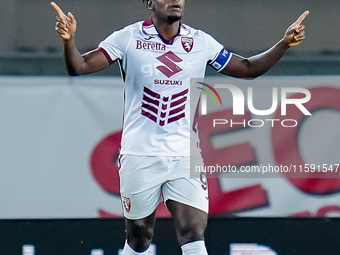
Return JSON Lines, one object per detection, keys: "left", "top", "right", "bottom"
{"left": 0, "top": 0, "right": 340, "bottom": 75}
{"left": 1, "top": 0, "right": 340, "bottom": 254}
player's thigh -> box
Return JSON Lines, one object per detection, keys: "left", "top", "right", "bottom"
{"left": 162, "top": 156, "right": 209, "bottom": 214}
{"left": 119, "top": 155, "right": 166, "bottom": 219}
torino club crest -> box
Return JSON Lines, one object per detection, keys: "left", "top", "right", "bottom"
{"left": 122, "top": 195, "right": 131, "bottom": 212}
{"left": 181, "top": 36, "right": 194, "bottom": 52}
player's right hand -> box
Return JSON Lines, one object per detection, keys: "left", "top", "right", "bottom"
{"left": 283, "top": 11, "right": 309, "bottom": 48}
{"left": 51, "top": 2, "right": 77, "bottom": 41}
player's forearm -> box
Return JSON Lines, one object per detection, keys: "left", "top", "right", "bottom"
{"left": 63, "top": 38, "right": 88, "bottom": 76}
{"left": 245, "top": 39, "right": 289, "bottom": 78}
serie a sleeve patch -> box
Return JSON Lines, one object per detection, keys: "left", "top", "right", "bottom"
{"left": 209, "top": 48, "right": 232, "bottom": 72}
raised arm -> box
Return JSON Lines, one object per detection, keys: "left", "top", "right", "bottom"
{"left": 51, "top": 2, "right": 110, "bottom": 76}
{"left": 220, "top": 11, "right": 309, "bottom": 79}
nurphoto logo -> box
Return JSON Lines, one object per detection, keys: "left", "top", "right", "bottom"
{"left": 197, "top": 82, "right": 311, "bottom": 128}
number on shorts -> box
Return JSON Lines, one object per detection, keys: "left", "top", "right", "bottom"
{"left": 200, "top": 171, "right": 208, "bottom": 191}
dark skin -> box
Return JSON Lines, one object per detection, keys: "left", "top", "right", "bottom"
{"left": 52, "top": 0, "right": 309, "bottom": 251}
{"left": 51, "top": 0, "right": 308, "bottom": 77}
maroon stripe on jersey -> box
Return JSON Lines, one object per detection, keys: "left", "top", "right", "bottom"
{"left": 142, "top": 103, "right": 158, "bottom": 114}
{"left": 141, "top": 110, "right": 157, "bottom": 123}
{"left": 162, "top": 104, "right": 167, "bottom": 110}
{"left": 144, "top": 86, "right": 161, "bottom": 99}
{"left": 160, "top": 112, "right": 166, "bottom": 118}
{"left": 170, "top": 96, "right": 187, "bottom": 108}
{"left": 143, "top": 94, "right": 160, "bottom": 106}
{"left": 98, "top": 47, "right": 114, "bottom": 65}
{"left": 169, "top": 104, "right": 186, "bottom": 116}
{"left": 172, "top": 89, "right": 189, "bottom": 99}
{"left": 168, "top": 113, "right": 185, "bottom": 124}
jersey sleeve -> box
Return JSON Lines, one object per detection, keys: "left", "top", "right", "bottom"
{"left": 98, "top": 27, "right": 132, "bottom": 64}
{"left": 204, "top": 33, "right": 233, "bottom": 72}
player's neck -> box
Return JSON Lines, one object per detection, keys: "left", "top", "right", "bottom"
{"left": 152, "top": 16, "right": 180, "bottom": 41}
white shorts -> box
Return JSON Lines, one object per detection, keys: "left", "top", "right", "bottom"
{"left": 119, "top": 155, "right": 208, "bottom": 220}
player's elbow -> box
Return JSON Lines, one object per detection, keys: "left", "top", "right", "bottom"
{"left": 245, "top": 74, "right": 260, "bottom": 80}
{"left": 241, "top": 60, "right": 258, "bottom": 79}
{"left": 66, "top": 68, "right": 80, "bottom": 76}
{"left": 235, "top": 75, "right": 257, "bottom": 80}
{"left": 68, "top": 71, "right": 79, "bottom": 77}
{"left": 232, "top": 71, "right": 259, "bottom": 80}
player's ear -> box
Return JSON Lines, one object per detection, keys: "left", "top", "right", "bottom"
{"left": 147, "top": 0, "right": 154, "bottom": 10}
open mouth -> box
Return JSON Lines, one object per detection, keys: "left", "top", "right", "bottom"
{"left": 170, "top": 4, "right": 181, "bottom": 9}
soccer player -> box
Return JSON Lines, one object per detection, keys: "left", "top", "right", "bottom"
{"left": 52, "top": 1, "right": 308, "bottom": 254}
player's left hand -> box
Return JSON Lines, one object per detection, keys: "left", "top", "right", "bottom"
{"left": 283, "top": 11, "right": 309, "bottom": 47}
{"left": 51, "top": 2, "right": 77, "bottom": 41}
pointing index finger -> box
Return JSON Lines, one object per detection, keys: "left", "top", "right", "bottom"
{"left": 295, "top": 10, "right": 309, "bottom": 25}
{"left": 51, "top": 2, "right": 66, "bottom": 19}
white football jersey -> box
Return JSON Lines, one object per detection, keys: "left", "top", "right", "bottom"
{"left": 98, "top": 18, "right": 232, "bottom": 156}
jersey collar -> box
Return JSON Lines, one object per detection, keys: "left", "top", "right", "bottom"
{"left": 142, "top": 17, "right": 190, "bottom": 36}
